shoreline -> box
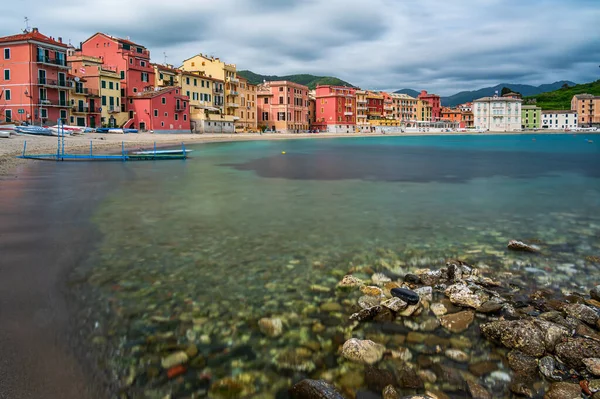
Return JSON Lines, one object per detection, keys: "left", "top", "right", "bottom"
{"left": 1, "top": 130, "right": 597, "bottom": 177}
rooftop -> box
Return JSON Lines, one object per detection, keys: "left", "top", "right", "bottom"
{"left": 474, "top": 96, "right": 522, "bottom": 102}
{"left": 133, "top": 87, "right": 180, "bottom": 99}
{"left": 541, "top": 110, "right": 577, "bottom": 114}
{"left": 0, "top": 28, "right": 67, "bottom": 48}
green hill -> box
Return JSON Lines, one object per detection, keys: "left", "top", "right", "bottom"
{"left": 524, "top": 80, "right": 600, "bottom": 110}
{"left": 237, "top": 70, "right": 354, "bottom": 90}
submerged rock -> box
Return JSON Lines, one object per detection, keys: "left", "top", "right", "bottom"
{"left": 507, "top": 240, "right": 540, "bottom": 253}
{"left": 563, "top": 303, "right": 599, "bottom": 326}
{"left": 583, "top": 358, "right": 600, "bottom": 376}
{"left": 359, "top": 295, "right": 381, "bottom": 309}
{"left": 439, "top": 310, "right": 475, "bottom": 333}
{"left": 538, "top": 356, "right": 571, "bottom": 382}
{"left": 480, "top": 320, "right": 545, "bottom": 357}
{"left": 161, "top": 351, "right": 188, "bottom": 369}
{"left": 289, "top": 379, "right": 345, "bottom": 399}
{"left": 381, "top": 297, "right": 408, "bottom": 312}
{"left": 338, "top": 275, "right": 364, "bottom": 289}
{"left": 350, "top": 306, "right": 382, "bottom": 322}
{"left": 591, "top": 286, "right": 600, "bottom": 302}
{"left": 445, "top": 349, "right": 469, "bottom": 363}
{"left": 466, "top": 380, "right": 492, "bottom": 399}
{"left": 274, "top": 348, "right": 316, "bottom": 372}
{"left": 445, "top": 282, "right": 489, "bottom": 309}
{"left": 544, "top": 382, "right": 581, "bottom": 399}
{"left": 555, "top": 338, "right": 600, "bottom": 369}
{"left": 341, "top": 338, "right": 385, "bottom": 365}
{"left": 391, "top": 288, "right": 420, "bottom": 305}
{"left": 361, "top": 285, "right": 384, "bottom": 297}
{"left": 258, "top": 317, "right": 283, "bottom": 337}
{"left": 507, "top": 350, "right": 538, "bottom": 376}
{"left": 372, "top": 273, "right": 392, "bottom": 286}
{"left": 430, "top": 303, "right": 447, "bottom": 316}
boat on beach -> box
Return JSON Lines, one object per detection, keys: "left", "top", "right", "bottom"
{"left": 0, "top": 131, "right": 10, "bottom": 138}
{"left": 14, "top": 126, "right": 53, "bottom": 136}
{"left": 130, "top": 149, "right": 193, "bottom": 156}
{"left": 48, "top": 125, "right": 85, "bottom": 135}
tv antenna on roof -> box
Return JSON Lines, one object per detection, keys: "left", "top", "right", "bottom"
{"left": 24, "top": 16, "right": 30, "bottom": 32}
{"left": 163, "top": 52, "right": 167, "bottom": 65}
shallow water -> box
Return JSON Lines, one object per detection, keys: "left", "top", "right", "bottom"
{"left": 6, "top": 134, "right": 600, "bottom": 398}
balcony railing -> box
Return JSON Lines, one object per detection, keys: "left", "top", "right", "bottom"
{"left": 38, "top": 78, "right": 74, "bottom": 89}
{"left": 226, "top": 76, "right": 239, "bottom": 83}
{"left": 37, "top": 55, "right": 69, "bottom": 68}
{"left": 75, "top": 88, "right": 100, "bottom": 97}
{"left": 39, "top": 99, "right": 69, "bottom": 107}
{"left": 229, "top": 91, "right": 239, "bottom": 96}
{"left": 72, "top": 106, "right": 89, "bottom": 113}
{"left": 213, "top": 87, "right": 224, "bottom": 93}
{"left": 344, "top": 112, "right": 353, "bottom": 116}
{"left": 160, "top": 79, "right": 177, "bottom": 86}
{"left": 175, "top": 106, "right": 185, "bottom": 112}
{"left": 226, "top": 102, "right": 239, "bottom": 108}
{"left": 107, "top": 106, "right": 120, "bottom": 113}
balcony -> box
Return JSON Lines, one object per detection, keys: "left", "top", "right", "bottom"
{"left": 159, "top": 79, "right": 177, "bottom": 87}
{"left": 72, "top": 106, "right": 89, "bottom": 114}
{"left": 226, "top": 102, "right": 239, "bottom": 108}
{"left": 357, "top": 106, "right": 367, "bottom": 110}
{"left": 38, "top": 78, "right": 74, "bottom": 89}
{"left": 175, "top": 105, "right": 185, "bottom": 112}
{"left": 344, "top": 112, "right": 353, "bottom": 116}
{"left": 75, "top": 88, "right": 100, "bottom": 97}
{"left": 213, "top": 87, "right": 224, "bottom": 94}
{"left": 227, "top": 77, "right": 240, "bottom": 84}
{"left": 37, "top": 55, "right": 69, "bottom": 69}
{"left": 39, "top": 99, "right": 69, "bottom": 107}
{"left": 357, "top": 99, "right": 367, "bottom": 104}
{"left": 228, "top": 91, "right": 239, "bottom": 96}
{"left": 107, "top": 106, "right": 120, "bottom": 113}
{"left": 384, "top": 106, "right": 393, "bottom": 111}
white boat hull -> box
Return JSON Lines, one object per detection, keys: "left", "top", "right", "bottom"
{"left": 0, "top": 131, "right": 10, "bottom": 138}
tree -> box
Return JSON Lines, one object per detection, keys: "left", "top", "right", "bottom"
{"left": 561, "top": 83, "right": 570, "bottom": 89}
{"left": 500, "top": 87, "right": 512, "bottom": 96}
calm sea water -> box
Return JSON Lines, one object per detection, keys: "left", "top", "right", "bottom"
{"left": 2, "top": 134, "right": 600, "bottom": 398}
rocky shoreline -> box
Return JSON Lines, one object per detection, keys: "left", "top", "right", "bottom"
{"left": 74, "top": 235, "right": 600, "bottom": 399}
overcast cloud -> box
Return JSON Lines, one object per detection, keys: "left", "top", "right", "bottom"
{"left": 2, "top": 0, "right": 599, "bottom": 95}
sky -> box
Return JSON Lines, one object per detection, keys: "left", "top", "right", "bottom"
{"left": 2, "top": 0, "right": 599, "bottom": 95}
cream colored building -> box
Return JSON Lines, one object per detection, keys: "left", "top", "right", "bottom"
{"left": 416, "top": 100, "right": 432, "bottom": 122}
{"left": 389, "top": 93, "right": 418, "bottom": 123}
{"left": 236, "top": 77, "right": 257, "bottom": 131}
{"left": 355, "top": 90, "right": 369, "bottom": 131}
{"left": 473, "top": 96, "right": 522, "bottom": 131}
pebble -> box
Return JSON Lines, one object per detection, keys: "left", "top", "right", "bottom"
{"left": 338, "top": 275, "right": 364, "bottom": 288}
{"left": 358, "top": 295, "right": 381, "bottom": 309}
{"left": 466, "top": 380, "right": 492, "bottom": 399}
{"left": 445, "top": 349, "right": 469, "bottom": 362}
{"left": 469, "top": 361, "right": 499, "bottom": 377}
{"left": 341, "top": 338, "right": 385, "bottom": 365}
{"left": 584, "top": 358, "right": 600, "bottom": 376}
{"left": 404, "top": 273, "right": 421, "bottom": 284}
{"left": 445, "top": 282, "right": 489, "bottom": 309}
{"left": 161, "top": 351, "right": 189, "bottom": 369}
{"left": 372, "top": 273, "right": 391, "bottom": 286}
{"left": 544, "top": 382, "right": 581, "bottom": 399}
{"left": 361, "top": 285, "right": 384, "bottom": 297}
{"left": 591, "top": 286, "right": 600, "bottom": 302}
{"left": 258, "top": 317, "right": 283, "bottom": 337}
{"left": 414, "top": 286, "right": 433, "bottom": 302}
{"left": 381, "top": 297, "right": 408, "bottom": 312}
{"left": 438, "top": 310, "right": 474, "bottom": 333}
{"left": 430, "top": 303, "right": 447, "bottom": 316}
{"left": 310, "top": 284, "right": 331, "bottom": 293}
{"left": 391, "top": 288, "right": 420, "bottom": 305}
{"left": 320, "top": 302, "right": 343, "bottom": 312}
{"left": 507, "top": 239, "right": 540, "bottom": 253}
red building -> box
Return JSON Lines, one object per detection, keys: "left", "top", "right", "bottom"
{"left": 79, "top": 33, "right": 155, "bottom": 117}
{"left": 257, "top": 80, "right": 309, "bottom": 132}
{"left": 313, "top": 85, "right": 356, "bottom": 133}
{"left": 417, "top": 90, "right": 441, "bottom": 121}
{"left": 130, "top": 87, "right": 190, "bottom": 133}
{"left": 366, "top": 91, "right": 384, "bottom": 120}
{"left": 0, "top": 28, "right": 71, "bottom": 124}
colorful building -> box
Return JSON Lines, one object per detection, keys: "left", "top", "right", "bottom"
{"left": 440, "top": 107, "right": 464, "bottom": 128}
{"left": 80, "top": 33, "right": 155, "bottom": 124}
{"left": 0, "top": 28, "right": 71, "bottom": 125}
{"left": 355, "top": 90, "right": 369, "bottom": 131}
{"left": 541, "top": 110, "right": 578, "bottom": 130}
{"left": 313, "top": 85, "right": 356, "bottom": 133}
{"left": 417, "top": 90, "right": 441, "bottom": 121}
{"left": 521, "top": 105, "right": 541, "bottom": 130}
{"left": 68, "top": 76, "right": 101, "bottom": 127}
{"left": 129, "top": 86, "right": 190, "bottom": 132}
{"left": 257, "top": 81, "right": 309, "bottom": 132}
{"left": 473, "top": 96, "right": 522, "bottom": 131}
{"left": 308, "top": 91, "right": 316, "bottom": 128}
{"left": 382, "top": 92, "right": 394, "bottom": 119}
{"left": 571, "top": 94, "right": 600, "bottom": 127}
{"left": 416, "top": 100, "right": 432, "bottom": 122}
{"left": 68, "top": 54, "right": 126, "bottom": 127}
{"left": 462, "top": 110, "right": 474, "bottom": 128}
{"left": 236, "top": 77, "right": 258, "bottom": 132}
{"left": 366, "top": 91, "right": 384, "bottom": 120}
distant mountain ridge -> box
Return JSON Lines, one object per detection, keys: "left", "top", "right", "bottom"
{"left": 395, "top": 81, "right": 576, "bottom": 106}
{"left": 524, "top": 80, "right": 600, "bottom": 110}
{"left": 237, "top": 70, "right": 354, "bottom": 90}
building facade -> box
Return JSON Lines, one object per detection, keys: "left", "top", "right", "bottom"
{"left": 417, "top": 90, "right": 441, "bottom": 121}
{"left": 521, "top": 105, "right": 541, "bottom": 130}
{"left": 571, "top": 94, "right": 600, "bottom": 126}
{"left": 313, "top": 85, "right": 356, "bottom": 133}
{"left": 416, "top": 100, "right": 432, "bottom": 122}
{"left": 236, "top": 77, "right": 257, "bottom": 131}
{"left": 0, "top": 28, "right": 71, "bottom": 125}
{"left": 440, "top": 107, "right": 463, "bottom": 128}
{"left": 68, "top": 77, "right": 101, "bottom": 127}
{"left": 366, "top": 91, "right": 384, "bottom": 121}
{"left": 355, "top": 90, "right": 369, "bottom": 131}
{"left": 541, "top": 110, "right": 578, "bottom": 130}
{"left": 257, "top": 81, "right": 309, "bottom": 132}
{"left": 473, "top": 96, "right": 522, "bottom": 131}
{"left": 130, "top": 86, "right": 190, "bottom": 132}
{"left": 382, "top": 92, "right": 394, "bottom": 120}
{"left": 389, "top": 93, "right": 417, "bottom": 123}
{"left": 68, "top": 54, "right": 126, "bottom": 127}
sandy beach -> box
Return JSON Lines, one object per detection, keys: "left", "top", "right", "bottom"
{"left": 0, "top": 130, "right": 595, "bottom": 177}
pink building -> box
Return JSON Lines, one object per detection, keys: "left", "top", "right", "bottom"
{"left": 257, "top": 81, "right": 309, "bottom": 132}
{"left": 0, "top": 28, "right": 71, "bottom": 124}
{"left": 417, "top": 90, "right": 441, "bottom": 121}
{"left": 79, "top": 33, "right": 155, "bottom": 118}
{"left": 130, "top": 87, "right": 190, "bottom": 133}
{"left": 313, "top": 85, "right": 356, "bottom": 133}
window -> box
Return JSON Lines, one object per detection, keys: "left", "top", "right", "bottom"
{"left": 264, "top": 97, "right": 269, "bottom": 104}
{"left": 175, "top": 114, "right": 178, "bottom": 121}
{"left": 101, "top": 80, "right": 106, "bottom": 89}
{"left": 277, "top": 112, "right": 286, "bottom": 121}
{"left": 159, "top": 73, "right": 164, "bottom": 80}
{"left": 279, "top": 87, "right": 283, "bottom": 92}
{"left": 120, "top": 71, "right": 125, "bottom": 79}
{"left": 4, "top": 89, "right": 10, "bottom": 100}
{"left": 102, "top": 96, "right": 106, "bottom": 106}
{"left": 162, "top": 97, "right": 166, "bottom": 104}
{"left": 140, "top": 61, "right": 146, "bottom": 67}
{"left": 186, "top": 77, "right": 190, "bottom": 85}
{"left": 262, "top": 111, "right": 269, "bottom": 121}
{"left": 116, "top": 83, "right": 119, "bottom": 90}
{"left": 109, "top": 82, "right": 114, "bottom": 90}
{"left": 4, "top": 69, "right": 10, "bottom": 80}
{"left": 154, "top": 109, "right": 158, "bottom": 117}
{"left": 194, "top": 79, "right": 197, "bottom": 86}
{"left": 183, "top": 114, "right": 187, "bottom": 121}
{"left": 141, "top": 72, "right": 148, "bottom": 82}
{"left": 5, "top": 109, "right": 12, "bottom": 122}
{"left": 116, "top": 98, "right": 120, "bottom": 106}
{"left": 133, "top": 88, "right": 138, "bottom": 93}
{"left": 279, "top": 96, "right": 284, "bottom": 104}
{"left": 129, "top": 58, "right": 133, "bottom": 65}
{"left": 60, "top": 110, "right": 67, "bottom": 119}
{"left": 164, "top": 112, "right": 168, "bottom": 117}
{"left": 40, "top": 108, "right": 47, "bottom": 118}
{"left": 3, "top": 48, "right": 9, "bottom": 60}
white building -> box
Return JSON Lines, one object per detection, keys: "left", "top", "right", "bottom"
{"left": 541, "top": 110, "right": 578, "bottom": 130}
{"left": 473, "top": 96, "right": 522, "bottom": 131}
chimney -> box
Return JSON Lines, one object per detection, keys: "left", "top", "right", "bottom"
{"left": 32, "top": 27, "right": 38, "bottom": 33}
{"left": 58, "top": 37, "right": 62, "bottom": 43}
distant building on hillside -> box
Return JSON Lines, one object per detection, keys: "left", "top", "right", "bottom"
{"left": 571, "top": 94, "right": 600, "bottom": 127}
{"left": 541, "top": 110, "right": 578, "bottom": 130}
{"left": 502, "top": 92, "right": 522, "bottom": 100}
{"left": 417, "top": 90, "right": 441, "bottom": 121}
{"left": 473, "top": 96, "right": 522, "bottom": 131}
{"left": 521, "top": 105, "right": 541, "bottom": 130}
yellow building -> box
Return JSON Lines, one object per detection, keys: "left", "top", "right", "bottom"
{"left": 416, "top": 99, "right": 433, "bottom": 122}
{"left": 68, "top": 77, "right": 101, "bottom": 127}
{"left": 355, "top": 90, "right": 369, "bottom": 131}
{"left": 236, "top": 77, "right": 257, "bottom": 131}
{"left": 67, "top": 55, "right": 127, "bottom": 127}
{"left": 180, "top": 53, "right": 239, "bottom": 124}
{"left": 389, "top": 93, "right": 418, "bottom": 122}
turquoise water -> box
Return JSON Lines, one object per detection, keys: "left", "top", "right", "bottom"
{"left": 71, "top": 134, "right": 600, "bottom": 398}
